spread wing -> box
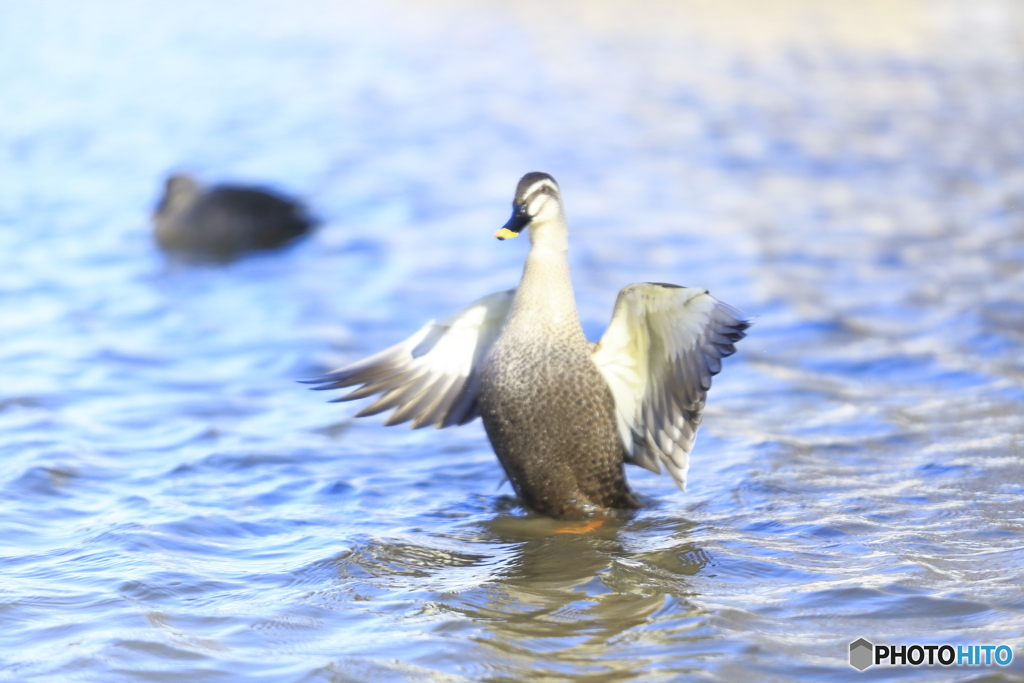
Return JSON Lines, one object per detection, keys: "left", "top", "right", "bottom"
{"left": 304, "top": 290, "right": 515, "bottom": 429}
{"left": 590, "top": 283, "right": 750, "bottom": 490}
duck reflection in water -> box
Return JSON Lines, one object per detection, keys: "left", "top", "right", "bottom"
{"left": 330, "top": 513, "right": 710, "bottom": 676}
{"left": 152, "top": 172, "right": 315, "bottom": 262}
{"left": 475, "top": 515, "right": 711, "bottom": 663}
{"left": 308, "top": 173, "right": 749, "bottom": 519}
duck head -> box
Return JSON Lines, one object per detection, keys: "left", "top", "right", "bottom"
{"left": 495, "top": 172, "right": 564, "bottom": 243}
{"left": 156, "top": 173, "right": 202, "bottom": 217}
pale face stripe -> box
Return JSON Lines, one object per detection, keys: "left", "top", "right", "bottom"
{"left": 524, "top": 179, "right": 558, "bottom": 199}
{"left": 521, "top": 182, "right": 560, "bottom": 217}
{"left": 515, "top": 176, "right": 560, "bottom": 205}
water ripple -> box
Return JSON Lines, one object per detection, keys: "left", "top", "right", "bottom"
{"left": 2, "top": 0, "right": 1024, "bottom": 681}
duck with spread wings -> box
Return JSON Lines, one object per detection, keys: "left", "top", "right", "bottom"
{"left": 306, "top": 172, "right": 749, "bottom": 519}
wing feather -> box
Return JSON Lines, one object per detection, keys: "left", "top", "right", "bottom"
{"left": 303, "top": 290, "right": 515, "bottom": 428}
{"left": 591, "top": 283, "right": 749, "bottom": 490}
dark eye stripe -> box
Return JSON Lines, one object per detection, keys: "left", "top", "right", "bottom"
{"left": 513, "top": 172, "right": 559, "bottom": 204}
{"left": 523, "top": 185, "right": 558, "bottom": 207}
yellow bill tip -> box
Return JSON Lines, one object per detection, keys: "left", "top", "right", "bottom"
{"left": 494, "top": 227, "right": 520, "bottom": 240}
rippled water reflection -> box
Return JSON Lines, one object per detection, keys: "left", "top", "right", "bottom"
{"left": 2, "top": 0, "right": 1023, "bottom": 681}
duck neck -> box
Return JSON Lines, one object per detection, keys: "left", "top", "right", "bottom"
{"left": 506, "top": 216, "right": 584, "bottom": 342}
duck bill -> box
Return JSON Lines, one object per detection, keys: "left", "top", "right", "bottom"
{"left": 495, "top": 204, "right": 529, "bottom": 240}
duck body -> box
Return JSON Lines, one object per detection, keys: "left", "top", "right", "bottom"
{"left": 153, "top": 173, "right": 313, "bottom": 261}
{"left": 479, "top": 266, "right": 638, "bottom": 517}
{"left": 307, "top": 172, "right": 749, "bottom": 519}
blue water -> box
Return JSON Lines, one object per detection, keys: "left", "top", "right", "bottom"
{"left": 2, "top": 1, "right": 1023, "bottom": 681}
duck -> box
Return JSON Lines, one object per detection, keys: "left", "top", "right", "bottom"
{"left": 152, "top": 173, "right": 314, "bottom": 261}
{"left": 307, "top": 172, "right": 749, "bottom": 519}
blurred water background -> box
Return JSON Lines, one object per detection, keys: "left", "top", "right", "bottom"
{"left": 2, "top": 0, "right": 1023, "bottom": 681}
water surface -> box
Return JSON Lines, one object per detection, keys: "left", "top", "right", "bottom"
{"left": 1, "top": 1, "right": 1023, "bottom": 681}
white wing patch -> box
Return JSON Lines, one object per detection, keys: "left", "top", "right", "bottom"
{"left": 591, "top": 284, "right": 749, "bottom": 490}
{"left": 304, "top": 290, "right": 515, "bottom": 429}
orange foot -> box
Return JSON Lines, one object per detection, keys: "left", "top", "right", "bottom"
{"left": 554, "top": 518, "right": 606, "bottom": 534}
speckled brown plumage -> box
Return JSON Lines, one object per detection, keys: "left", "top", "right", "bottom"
{"left": 480, "top": 332, "right": 639, "bottom": 519}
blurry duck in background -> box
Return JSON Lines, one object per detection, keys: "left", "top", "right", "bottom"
{"left": 153, "top": 173, "right": 314, "bottom": 261}
{"left": 307, "top": 172, "right": 749, "bottom": 519}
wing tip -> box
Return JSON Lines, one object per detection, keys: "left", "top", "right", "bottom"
{"left": 714, "top": 303, "right": 752, "bottom": 347}
{"left": 302, "top": 289, "right": 514, "bottom": 428}
{"left": 298, "top": 373, "right": 347, "bottom": 388}
{"left": 301, "top": 379, "right": 352, "bottom": 392}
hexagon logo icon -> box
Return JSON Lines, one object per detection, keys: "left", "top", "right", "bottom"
{"left": 849, "top": 638, "right": 874, "bottom": 671}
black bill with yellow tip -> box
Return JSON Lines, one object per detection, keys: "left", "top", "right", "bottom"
{"left": 495, "top": 203, "right": 529, "bottom": 240}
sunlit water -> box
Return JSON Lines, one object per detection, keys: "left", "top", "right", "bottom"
{"left": 2, "top": 1, "right": 1023, "bottom": 681}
